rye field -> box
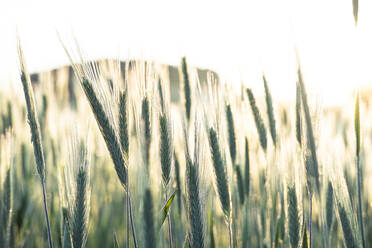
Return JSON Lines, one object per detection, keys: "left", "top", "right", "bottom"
{"left": 1, "top": 7, "right": 372, "bottom": 246}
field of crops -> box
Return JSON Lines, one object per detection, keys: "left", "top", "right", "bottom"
{"left": 1, "top": 23, "right": 372, "bottom": 248}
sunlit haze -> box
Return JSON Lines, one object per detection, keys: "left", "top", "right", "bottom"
{"left": 2, "top": 0, "right": 372, "bottom": 105}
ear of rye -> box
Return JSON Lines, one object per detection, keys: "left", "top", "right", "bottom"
{"left": 246, "top": 88, "right": 267, "bottom": 152}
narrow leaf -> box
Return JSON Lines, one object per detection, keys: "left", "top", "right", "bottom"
{"left": 158, "top": 191, "right": 176, "bottom": 230}
{"left": 302, "top": 225, "right": 308, "bottom": 248}
{"left": 113, "top": 232, "right": 120, "bottom": 248}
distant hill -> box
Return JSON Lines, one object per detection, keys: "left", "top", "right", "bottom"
{"left": 30, "top": 59, "right": 219, "bottom": 104}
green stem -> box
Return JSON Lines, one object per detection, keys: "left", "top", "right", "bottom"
{"left": 41, "top": 181, "right": 53, "bottom": 248}
{"left": 309, "top": 192, "right": 312, "bottom": 248}
{"left": 126, "top": 190, "right": 130, "bottom": 248}
{"left": 228, "top": 219, "right": 233, "bottom": 248}
{"left": 166, "top": 190, "right": 173, "bottom": 248}
{"left": 128, "top": 194, "right": 138, "bottom": 248}
{"left": 356, "top": 156, "right": 366, "bottom": 248}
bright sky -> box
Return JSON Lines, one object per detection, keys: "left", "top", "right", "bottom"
{"left": 1, "top": 0, "right": 372, "bottom": 105}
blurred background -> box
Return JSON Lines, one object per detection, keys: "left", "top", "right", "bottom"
{"left": 1, "top": 1, "right": 372, "bottom": 247}
{"left": 1, "top": 0, "right": 372, "bottom": 105}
